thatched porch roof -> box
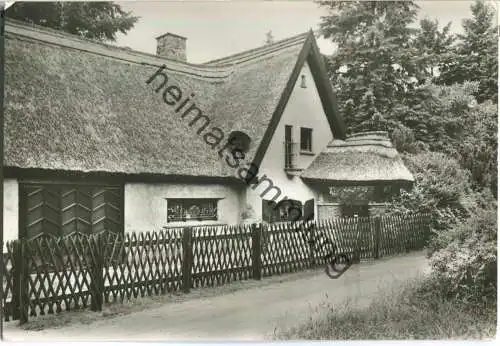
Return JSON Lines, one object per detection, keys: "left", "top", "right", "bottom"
{"left": 300, "top": 131, "right": 414, "bottom": 185}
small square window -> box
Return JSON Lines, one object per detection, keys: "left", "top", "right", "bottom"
{"left": 300, "top": 127, "right": 313, "bottom": 152}
{"left": 167, "top": 198, "right": 218, "bottom": 222}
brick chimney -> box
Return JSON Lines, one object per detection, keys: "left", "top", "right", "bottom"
{"left": 156, "top": 33, "right": 187, "bottom": 62}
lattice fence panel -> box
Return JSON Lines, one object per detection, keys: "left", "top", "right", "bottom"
{"left": 24, "top": 234, "right": 95, "bottom": 317}
{"left": 102, "top": 229, "right": 184, "bottom": 303}
{"left": 261, "top": 222, "right": 310, "bottom": 277}
{"left": 2, "top": 242, "right": 15, "bottom": 321}
{"left": 191, "top": 225, "right": 253, "bottom": 288}
{"left": 313, "top": 219, "right": 346, "bottom": 265}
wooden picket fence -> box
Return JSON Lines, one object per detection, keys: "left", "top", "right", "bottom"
{"left": 2, "top": 213, "right": 431, "bottom": 323}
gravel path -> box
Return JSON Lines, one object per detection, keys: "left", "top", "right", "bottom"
{"left": 3, "top": 251, "right": 430, "bottom": 341}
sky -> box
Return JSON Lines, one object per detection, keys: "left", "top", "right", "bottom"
{"left": 113, "top": 0, "right": 489, "bottom": 63}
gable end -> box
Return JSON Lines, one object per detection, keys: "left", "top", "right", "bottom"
{"left": 250, "top": 31, "right": 346, "bottom": 169}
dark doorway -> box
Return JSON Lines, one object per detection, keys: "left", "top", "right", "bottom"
{"left": 341, "top": 204, "right": 370, "bottom": 218}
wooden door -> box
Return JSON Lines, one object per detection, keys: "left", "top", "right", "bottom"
{"left": 20, "top": 182, "right": 124, "bottom": 239}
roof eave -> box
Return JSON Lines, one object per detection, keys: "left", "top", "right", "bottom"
{"left": 300, "top": 177, "right": 415, "bottom": 186}
{"left": 4, "top": 166, "right": 247, "bottom": 185}
{"left": 307, "top": 34, "right": 347, "bottom": 139}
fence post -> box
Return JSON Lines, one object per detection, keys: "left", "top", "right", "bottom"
{"left": 251, "top": 223, "right": 262, "bottom": 280}
{"left": 308, "top": 221, "right": 316, "bottom": 268}
{"left": 405, "top": 215, "right": 412, "bottom": 253}
{"left": 373, "top": 216, "right": 381, "bottom": 259}
{"left": 13, "top": 240, "right": 29, "bottom": 324}
{"left": 19, "top": 239, "right": 29, "bottom": 324}
{"left": 11, "top": 240, "right": 28, "bottom": 323}
{"left": 182, "top": 227, "right": 193, "bottom": 293}
{"left": 11, "top": 241, "right": 20, "bottom": 321}
{"left": 354, "top": 217, "right": 361, "bottom": 264}
{"left": 90, "top": 233, "right": 104, "bottom": 312}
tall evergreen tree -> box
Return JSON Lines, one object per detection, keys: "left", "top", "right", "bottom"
{"left": 413, "top": 18, "right": 455, "bottom": 82}
{"left": 438, "top": 0, "right": 498, "bottom": 103}
{"left": 318, "top": 1, "right": 421, "bottom": 133}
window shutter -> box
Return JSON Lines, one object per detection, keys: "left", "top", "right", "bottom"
{"left": 304, "top": 199, "right": 315, "bottom": 221}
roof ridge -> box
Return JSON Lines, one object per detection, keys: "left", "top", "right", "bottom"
{"left": 6, "top": 20, "right": 240, "bottom": 81}
{"left": 210, "top": 41, "right": 305, "bottom": 69}
{"left": 9, "top": 33, "right": 235, "bottom": 82}
{"left": 5, "top": 19, "right": 311, "bottom": 80}
{"left": 4, "top": 18, "right": 227, "bottom": 71}
{"left": 330, "top": 143, "right": 395, "bottom": 149}
{"left": 203, "top": 31, "right": 310, "bottom": 66}
{"left": 347, "top": 131, "right": 390, "bottom": 139}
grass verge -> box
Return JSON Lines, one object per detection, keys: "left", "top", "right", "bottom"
{"left": 274, "top": 276, "right": 497, "bottom": 340}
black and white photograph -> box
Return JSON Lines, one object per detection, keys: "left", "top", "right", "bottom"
{"left": 0, "top": 0, "right": 497, "bottom": 341}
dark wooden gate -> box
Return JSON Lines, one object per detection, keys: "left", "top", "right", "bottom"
{"left": 19, "top": 182, "right": 124, "bottom": 239}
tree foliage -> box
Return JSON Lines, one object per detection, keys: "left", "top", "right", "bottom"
{"left": 319, "top": 0, "right": 422, "bottom": 133}
{"left": 7, "top": 1, "right": 139, "bottom": 42}
{"left": 406, "top": 82, "right": 498, "bottom": 196}
{"left": 437, "top": 1, "right": 498, "bottom": 103}
{"left": 319, "top": 0, "right": 498, "bottom": 197}
{"left": 388, "top": 152, "right": 473, "bottom": 232}
{"left": 413, "top": 18, "right": 455, "bottom": 82}
{"left": 319, "top": 0, "right": 498, "bottom": 301}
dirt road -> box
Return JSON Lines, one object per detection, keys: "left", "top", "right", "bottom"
{"left": 3, "top": 251, "right": 430, "bottom": 341}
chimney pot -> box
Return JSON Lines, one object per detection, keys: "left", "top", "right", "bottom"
{"left": 156, "top": 32, "right": 187, "bottom": 62}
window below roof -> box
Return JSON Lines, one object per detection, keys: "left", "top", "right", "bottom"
{"left": 167, "top": 198, "right": 219, "bottom": 222}
{"left": 300, "top": 74, "right": 307, "bottom": 88}
{"left": 262, "top": 199, "right": 302, "bottom": 223}
{"left": 300, "top": 127, "right": 313, "bottom": 153}
{"left": 227, "top": 131, "right": 251, "bottom": 153}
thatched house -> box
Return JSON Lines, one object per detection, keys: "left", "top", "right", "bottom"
{"left": 301, "top": 131, "right": 414, "bottom": 217}
{"left": 2, "top": 19, "right": 413, "bottom": 245}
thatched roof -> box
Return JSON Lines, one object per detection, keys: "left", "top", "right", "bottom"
{"left": 300, "top": 131, "right": 415, "bottom": 185}
{"left": 4, "top": 20, "right": 345, "bottom": 179}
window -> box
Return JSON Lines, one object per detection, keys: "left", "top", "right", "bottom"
{"left": 284, "top": 125, "right": 295, "bottom": 169}
{"left": 167, "top": 198, "right": 219, "bottom": 222}
{"left": 227, "top": 131, "right": 251, "bottom": 153}
{"left": 262, "top": 199, "right": 302, "bottom": 223}
{"left": 285, "top": 125, "right": 293, "bottom": 143}
{"left": 300, "top": 127, "right": 313, "bottom": 152}
{"left": 300, "top": 74, "right": 307, "bottom": 88}
{"left": 277, "top": 200, "right": 302, "bottom": 222}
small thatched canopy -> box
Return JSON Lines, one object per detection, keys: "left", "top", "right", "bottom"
{"left": 300, "top": 131, "right": 414, "bottom": 185}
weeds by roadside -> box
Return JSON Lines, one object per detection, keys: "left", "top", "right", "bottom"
{"left": 274, "top": 276, "right": 497, "bottom": 340}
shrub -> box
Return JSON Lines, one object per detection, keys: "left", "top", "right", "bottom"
{"left": 388, "top": 152, "right": 473, "bottom": 242}
{"left": 429, "top": 207, "right": 497, "bottom": 302}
